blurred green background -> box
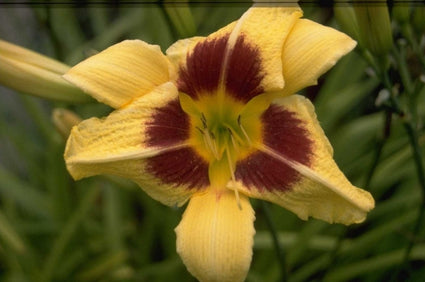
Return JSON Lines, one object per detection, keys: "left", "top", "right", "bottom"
{"left": 0, "top": 2, "right": 424, "bottom": 281}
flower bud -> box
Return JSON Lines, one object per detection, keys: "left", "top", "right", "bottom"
{"left": 353, "top": 1, "right": 393, "bottom": 55}
{"left": 0, "top": 40, "right": 92, "bottom": 103}
{"left": 52, "top": 108, "right": 82, "bottom": 138}
{"left": 412, "top": 6, "right": 425, "bottom": 34}
{"left": 163, "top": 0, "right": 196, "bottom": 38}
{"left": 334, "top": 6, "right": 363, "bottom": 47}
{"left": 392, "top": 0, "right": 411, "bottom": 24}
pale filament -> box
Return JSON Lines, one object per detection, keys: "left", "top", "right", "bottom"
{"left": 224, "top": 123, "right": 245, "bottom": 145}
{"left": 199, "top": 113, "right": 221, "bottom": 160}
{"left": 238, "top": 115, "right": 252, "bottom": 146}
{"left": 226, "top": 140, "right": 242, "bottom": 210}
{"left": 203, "top": 129, "right": 220, "bottom": 160}
{"left": 229, "top": 129, "right": 240, "bottom": 155}
{"left": 199, "top": 114, "right": 244, "bottom": 209}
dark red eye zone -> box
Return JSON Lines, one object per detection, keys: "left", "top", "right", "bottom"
{"left": 235, "top": 104, "right": 313, "bottom": 192}
{"left": 144, "top": 98, "right": 209, "bottom": 190}
{"left": 177, "top": 34, "right": 264, "bottom": 103}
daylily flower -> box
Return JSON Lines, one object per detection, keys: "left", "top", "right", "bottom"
{"left": 63, "top": 5, "right": 374, "bottom": 282}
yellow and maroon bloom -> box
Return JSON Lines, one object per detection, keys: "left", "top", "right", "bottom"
{"left": 63, "top": 6, "right": 374, "bottom": 282}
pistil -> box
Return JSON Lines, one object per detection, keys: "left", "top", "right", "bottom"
{"left": 195, "top": 112, "right": 255, "bottom": 209}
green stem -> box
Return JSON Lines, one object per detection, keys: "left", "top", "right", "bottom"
{"left": 401, "top": 24, "right": 425, "bottom": 69}
{"left": 360, "top": 36, "right": 425, "bottom": 279}
{"left": 389, "top": 48, "right": 425, "bottom": 266}
{"left": 365, "top": 110, "right": 392, "bottom": 188}
{"left": 261, "top": 201, "right": 287, "bottom": 282}
{"left": 393, "top": 42, "right": 414, "bottom": 96}
{"left": 369, "top": 46, "right": 425, "bottom": 277}
{"left": 393, "top": 43, "right": 420, "bottom": 127}
{"left": 362, "top": 55, "right": 395, "bottom": 189}
{"left": 400, "top": 120, "right": 425, "bottom": 264}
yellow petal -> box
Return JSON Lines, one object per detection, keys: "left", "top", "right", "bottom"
{"left": 233, "top": 95, "right": 374, "bottom": 225}
{"left": 230, "top": 5, "right": 302, "bottom": 92}
{"left": 176, "top": 189, "right": 255, "bottom": 282}
{"left": 174, "top": 7, "right": 301, "bottom": 105}
{"left": 280, "top": 19, "right": 357, "bottom": 96}
{"left": 64, "top": 40, "right": 174, "bottom": 109}
{"left": 65, "top": 82, "right": 205, "bottom": 207}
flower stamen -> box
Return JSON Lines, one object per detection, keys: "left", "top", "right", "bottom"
{"left": 200, "top": 113, "right": 207, "bottom": 129}
{"left": 198, "top": 113, "right": 221, "bottom": 160}
{"left": 238, "top": 115, "right": 252, "bottom": 146}
{"left": 228, "top": 128, "right": 240, "bottom": 155}
{"left": 223, "top": 122, "right": 245, "bottom": 145}
{"left": 225, "top": 144, "right": 242, "bottom": 210}
{"left": 203, "top": 129, "right": 220, "bottom": 160}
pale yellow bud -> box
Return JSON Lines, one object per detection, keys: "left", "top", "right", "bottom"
{"left": 52, "top": 108, "right": 82, "bottom": 138}
{"left": 0, "top": 40, "right": 92, "bottom": 103}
